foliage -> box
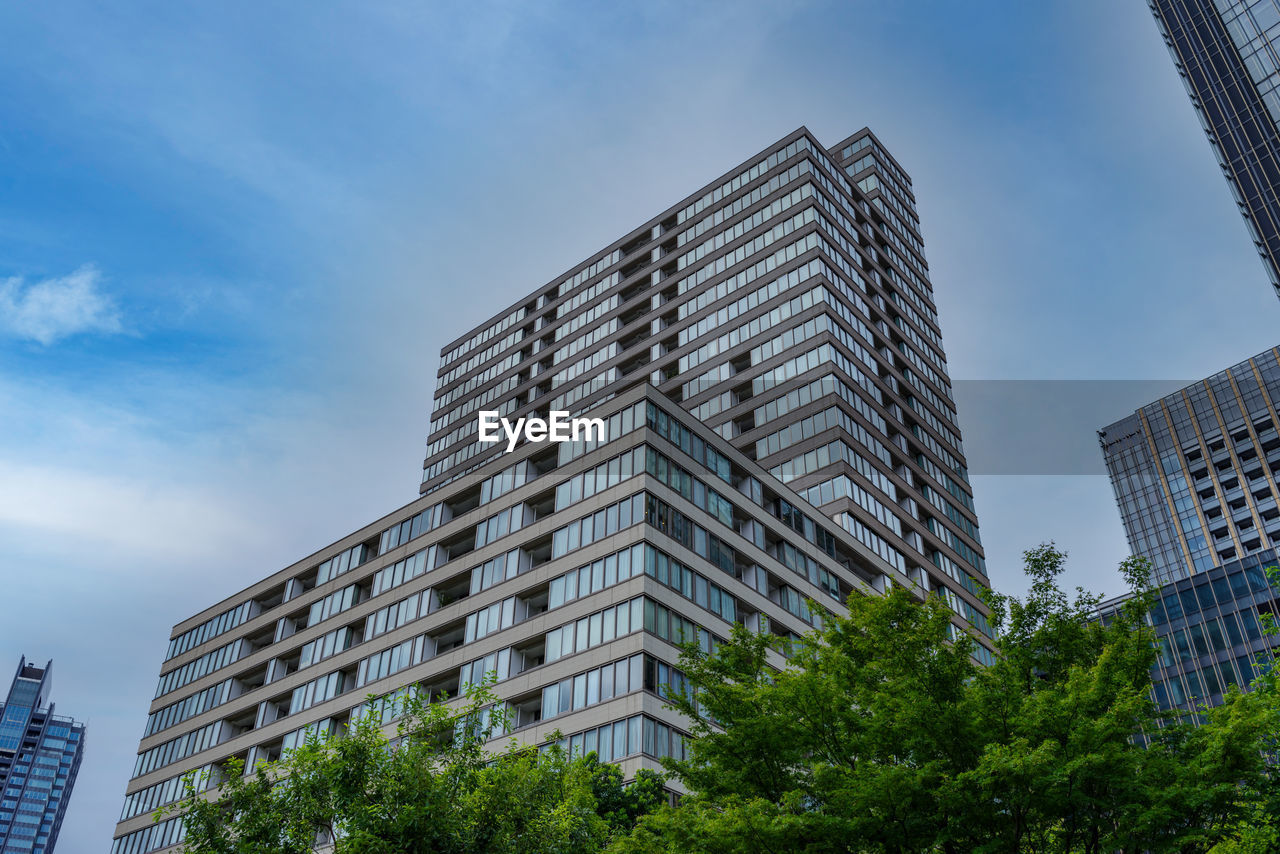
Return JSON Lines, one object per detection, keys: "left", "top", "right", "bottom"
{"left": 163, "top": 682, "right": 663, "bottom": 854}
{"left": 615, "top": 544, "right": 1280, "bottom": 854}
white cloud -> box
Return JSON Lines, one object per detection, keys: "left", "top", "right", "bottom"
{"left": 0, "top": 265, "right": 123, "bottom": 344}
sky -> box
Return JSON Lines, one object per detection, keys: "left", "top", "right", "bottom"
{"left": 1, "top": 0, "right": 1277, "bottom": 848}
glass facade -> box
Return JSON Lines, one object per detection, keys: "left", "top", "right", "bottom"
{"left": 1148, "top": 0, "right": 1280, "bottom": 295}
{"left": 1100, "top": 348, "right": 1280, "bottom": 713}
{"left": 0, "top": 659, "right": 85, "bottom": 854}
{"left": 1098, "top": 549, "right": 1280, "bottom": 714}
{"left": 1100, "top": 346, "right": 1280, "bottom": 584}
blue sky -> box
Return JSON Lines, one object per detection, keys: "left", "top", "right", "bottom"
{"left": 2, "top": 1, "right": 1278, "bottom": 848}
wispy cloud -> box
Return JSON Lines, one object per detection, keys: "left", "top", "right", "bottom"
{"left": 0, "top": 265, "right": 122, "bottom": 345}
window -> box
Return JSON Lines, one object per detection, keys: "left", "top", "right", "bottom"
{"left": 545, "top": 598, "right": 643, "bottom": 663}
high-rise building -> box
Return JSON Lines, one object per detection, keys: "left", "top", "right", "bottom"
{"left": 0, "top": 658, "right": 85, "bottom": 854}
{"left": 1099, "top": 346, "right": 1280, "bottom": 711}
{"left": 1100, "top": 346, "right": 1280, "bottom": 584}
{"left": 1147, "top": 0, "right": 1280, "bottom": 296}
{"left": 421, "top": 127, "right": 987, "bottom": 609}
{"left": 112, "top": 127, "right": 994, "bottom": 853}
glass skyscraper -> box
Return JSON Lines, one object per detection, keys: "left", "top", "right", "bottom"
{"left": 1099, "top": 347, "right": 1280, "bottom": 712}
{"left": 114, "top": 127, "right": 994, "bottom": 852}
{"left": 0, "top": 659, "right": 85, "bottom": 854}
{"left": 1100, "top": 346, "right": 1280, "bottom": 584}
{"left": 1148, "top": 0, "right": 1280, "bottom": 296}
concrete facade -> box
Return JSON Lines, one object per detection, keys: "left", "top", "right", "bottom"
{"left": 112, "top": 128, "right": 994, "bottom": 853}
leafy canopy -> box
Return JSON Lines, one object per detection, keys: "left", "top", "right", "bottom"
{"left": 165, "top": 682, "right": 664, "bottom": 854}
{"left": 615, "top": 544, "right": 1280, "bottom": 854}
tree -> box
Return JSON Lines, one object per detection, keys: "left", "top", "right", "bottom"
{"left": 164, "top": 682, "right": 663, "bottom": 854}
{"left": 615, "top": 544, "right": 1280, "bottom": 854}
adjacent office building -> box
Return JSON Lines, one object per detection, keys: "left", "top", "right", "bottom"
{"left": 1132, "top": 0, "right": 1280, "bottom": 705}
{"left": 1147, "top": 0, "right": 1280, "bottom": 296}
{"left": 0, "top": 658, "right": 85, "bottom": 854}
{"left": 112, "top": 127, "right": 994, "bottom": 853}
{"left": 1099, "top": 346, "right": 1280, "bottom": 711}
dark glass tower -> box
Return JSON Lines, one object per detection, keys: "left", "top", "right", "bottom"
{"left": 1099, "top": 346, "right": 1280, "bottom": 712}
{"left": 0, "top": 659, "right": 85, "bottom": 854}
{"left": 1147, "top": 0, "right": 1280, "bottom": 296}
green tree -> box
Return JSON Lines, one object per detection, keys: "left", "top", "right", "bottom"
{"left": 164, "top": 683, "right": 662, "bottom": 853}
{"left": 616, "top": 544, "right": 1280, "bottom": 854}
